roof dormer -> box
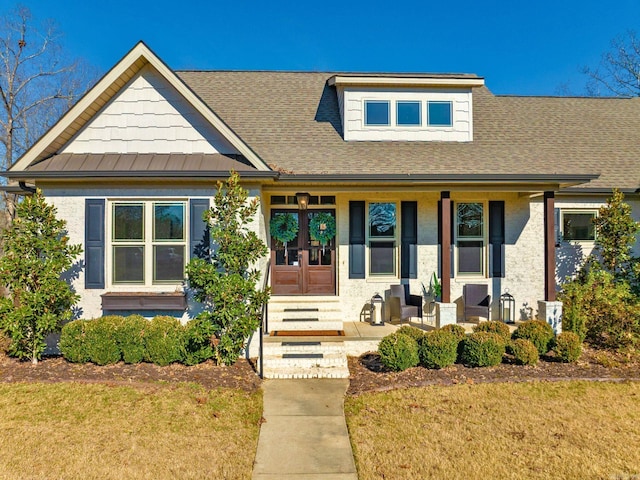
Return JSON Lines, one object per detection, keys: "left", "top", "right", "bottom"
{"left": 328, "top": 74, "right": 484, "bottom": 142}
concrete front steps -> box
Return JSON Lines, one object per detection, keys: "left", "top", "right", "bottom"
{"left": 262, "top": 296, "right": 349, "bottom": 379}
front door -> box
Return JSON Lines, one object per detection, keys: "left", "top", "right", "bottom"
{"left": 270, "top": 209, "right": 336, "bottom": 295}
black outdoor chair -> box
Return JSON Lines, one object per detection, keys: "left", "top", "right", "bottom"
{"left": 388, "top": 284, "right": 422, "bottom": 324}
{"left": 463, "top": 284, "right": 491, "bottom": 322}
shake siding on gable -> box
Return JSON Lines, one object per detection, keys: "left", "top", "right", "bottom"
{"left": 62, "top": 65, "right": 239, "bottom": 155}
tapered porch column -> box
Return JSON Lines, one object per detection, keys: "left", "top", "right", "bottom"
{"left": 440, "top": 191, "right": 451, "bottom": 303}
{"left": 544, "top": 191, "right": 556, "bottom": 301}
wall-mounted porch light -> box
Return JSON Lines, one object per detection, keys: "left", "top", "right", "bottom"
{"left": 296, "top": 192, "right": 310, "bottom": 210}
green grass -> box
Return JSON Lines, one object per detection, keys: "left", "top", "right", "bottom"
{"left": 345, "top": 381, "right": 640, "bottom": 479}
{"left": 0, "top": 382, "right": 262, "bottom": 480}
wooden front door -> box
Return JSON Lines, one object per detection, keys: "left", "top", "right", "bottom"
{"left": 270, "top": 209, "right": 336, "bottom": 295}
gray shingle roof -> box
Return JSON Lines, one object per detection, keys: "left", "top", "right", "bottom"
{"left": 176, "top": 71, "right": 640, "bottom": 191}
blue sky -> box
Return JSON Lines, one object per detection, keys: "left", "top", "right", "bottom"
{"left": 7, "top": 0, "right": 640, "bottom": 95}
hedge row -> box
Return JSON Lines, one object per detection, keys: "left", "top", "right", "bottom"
{"left": 59, "top": 315, "right": 214, "bottom": 366}
{"left": 377, "top": 320, "right": 582, "bottom": 372}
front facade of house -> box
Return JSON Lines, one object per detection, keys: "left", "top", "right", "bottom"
{"left": 6, "top": 43, "right": 640, "bottom": 342}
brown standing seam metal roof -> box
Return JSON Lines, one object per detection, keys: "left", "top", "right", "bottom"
{"left": 26, "top": 153, "right": 257, "bottom": 174}
{"left": 174, "top": 71, "right": 640, "bottom": 191}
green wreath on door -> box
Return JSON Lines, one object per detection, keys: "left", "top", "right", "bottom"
{"left": 309, "top": 212, "right": 336, "bottom": 253}
{"left": 270, "top": 213, "right": 299, "bottom": 256}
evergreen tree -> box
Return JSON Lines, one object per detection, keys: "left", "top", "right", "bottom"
{"left": 186, "top": 172, "right": 270, "bottom": 365}
{"left": 0, "top": 190, "right": 82, "bottom": 363}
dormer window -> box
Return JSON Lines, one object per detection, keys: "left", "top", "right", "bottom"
{"left": 427, "top": 101, "right": 453, "bottom": 126}
{"left": 396, "top": 101, "right": 421, "bottom": 126}
{"left": 364, "top": 100, "right": 390, "bottom": 126}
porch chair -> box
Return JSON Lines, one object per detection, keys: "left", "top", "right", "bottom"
{"left": 463, "top": 284, "right": 491, "bottom": 322}
{"left": 387, "top": 284, "right": 422, "bottom": 324}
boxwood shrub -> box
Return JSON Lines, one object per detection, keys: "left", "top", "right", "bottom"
{"left": 378, "top": 332, "right": 419, "bottom": 372}
{"left": 512, "top": 320, "right": 555, "bottom": 355}
{"left": 182, "top": 317, "right": 215, "bottom": 366}
{"left": 116, "top": 315, "right": 148, "bottom": 364}
{"left": 440, "top": 324, "right": 467, "bottom": 342}
{"left": 417, "top": 330, "right": 458, "bottom": 369}
{"left": 473, "top": 321, "right": 511, "bottom": 343}
{"left": 508, "top": 338, "right": 539, "bottom": 366}
{"left": 60, "top": 320, "right": 90, "bottom": 363}
{"left": 396, "top": 325, "right": 426, "bottom": 341}
{"left": 85, "top": 315, "right": 123, "bottom": 365}
{"left": 553, "top": 331, "right": 582, "bottom": 363}
{"left": 459, "top": 332, "right": 506, "bottom": 367}
{"left": 144, "top": 315, "right": 184, "bottom": 366}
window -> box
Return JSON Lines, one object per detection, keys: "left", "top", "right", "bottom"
{"left": 456, "top": 202, "right": 485, "bottom": 275}
{"left": 396, "top": 101, "right": 421, "bottom": 126}
{"left": 428, "top": 101, "right": 452, "bottom": 126}
{"left": 561, "top": 210, "right": 597, "bottom": 241}
{"left": 368, "top": 202, "right": 397, "bottom": 275}
{"left": 111, "top": 201, "right": 186, "bottom": 285}
{"left": 365, "top": 100, "right": 390, "bottom": 125}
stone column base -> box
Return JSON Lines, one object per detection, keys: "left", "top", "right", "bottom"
{"left": 537, "top": 300, "right": 563, "bottom": 334}
{"left": 436, "top": 302, "right": 457, "bottom": 328}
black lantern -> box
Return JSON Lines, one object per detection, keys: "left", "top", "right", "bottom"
{"left": 499, "top": 292, "right": 516, "bottom": 324}
{"left": 370, "top": 293, "right": 385, "bottom": 326}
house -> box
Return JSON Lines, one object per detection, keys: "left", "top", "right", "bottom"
{"left": 5, "top": 42, "right": 640, "bottom": 376}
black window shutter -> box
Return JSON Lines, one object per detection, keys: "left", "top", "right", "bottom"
{"left": 190, "top": 199, "right": 210, "bottom": 260}
{"left": 401, "top": 201, "right": 418, "bottom": 279}
{"left": 489, "top": 201, "right": 505, "bottom": 277}
{"left": 85, "top": 199, "right": 105, "bottom": 289}
{"left": 349, "top": 201, "right": 365, "bottom": 279}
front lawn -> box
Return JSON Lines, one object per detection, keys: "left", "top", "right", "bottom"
{"left": 0, "top": 383, "right": 262, "bottom": 479}
{"left": 345, "top": 381, "right": 640, "bottom": 479}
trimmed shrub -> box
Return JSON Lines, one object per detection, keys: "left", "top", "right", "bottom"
{"left": 473, "top": 321, "right": 511, "bottom": 343}
{"left": 440, "top": 324, "right": 467, "bottom": 342}
{"left": 144, "top": 316, "right": 184, "bottom": 366}
{"left": 508, "top": 338, "right": 539, "bottom": 366}
{"left": 116, "top": 315, "right": 147, "bottom": 364}
{"left": 553, "top": 331, "right": 582, "bottom": 363}
{"left": 459, "top": 332, "right": 506, "bottom": 367}
{"left": 378, "top": 332, "right": 419, "bottom": 372}
{"left": 59, "top": 320, "right": 90, "bottom": 363}
{"left": 85, "top": 316, "right": 122, "bottom": 365}
{"left": 182, "top": 317, "right": 215, "bottom": 366}
{"left": 417, "top": 330, "right": 458, "bottom": 369}
{"left": 512, "top": 320, "right": 555, "bottom": 356}
{"left": 396, "top": 325, "right": 426, "bottom": 341}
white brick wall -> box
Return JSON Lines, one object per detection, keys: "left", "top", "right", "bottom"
{"left": 42, "top": 185, "right": 266, "bottom": 323}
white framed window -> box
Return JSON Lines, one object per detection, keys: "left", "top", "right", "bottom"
{"left": 455, "top": 202, "right": 486, "bottom": 276}
{"left": 368, "top": 202, "right": 397, "bottom": 276}
{"left": 364, "top": 100, "right": 390, "bottom": 126}
{"left": 427, "top": 101, "right": 453, "bottom": 126}
{"left": 396, "top": 101, "right": 421, "bottom": 126}
{"left": 110, "top": 200, "right": 187, "bottom": 285}
{"left": 561, "top": 210, "right": 597, "bottom": 242}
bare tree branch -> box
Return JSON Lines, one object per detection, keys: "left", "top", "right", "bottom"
{"left": 583, "top": 31, "right": 640, "bottom": 97}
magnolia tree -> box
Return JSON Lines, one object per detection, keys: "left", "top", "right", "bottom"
{"left": 186, "top": 172, "right": 270, "bottom": 365}
{"left": 0, "top": 190, "right": 81, "bottom": 363}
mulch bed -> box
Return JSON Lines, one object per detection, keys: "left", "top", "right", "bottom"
{"left": 347, "top": 347, "right": 640, "bottom": 395}
{"left": 2, "top": 347, "right": 639, "bottom": 395}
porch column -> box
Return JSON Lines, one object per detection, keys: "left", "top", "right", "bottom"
{"left": 440, "top": 191, "right": 451, "bottom": 303}
{"left": 544, "top": 191, "right": 556, "bottom": 301}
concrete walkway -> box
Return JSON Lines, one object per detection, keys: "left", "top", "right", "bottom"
{"left": 252, "top": 379, "right": 358, "bottom": 480}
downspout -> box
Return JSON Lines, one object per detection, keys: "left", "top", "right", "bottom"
{"left": 18, "top": 182, "right": 36, "bottom": 194}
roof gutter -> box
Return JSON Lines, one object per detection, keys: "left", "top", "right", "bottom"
{"left": 277, "top": 173, "right": 599, "bottom": 185}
